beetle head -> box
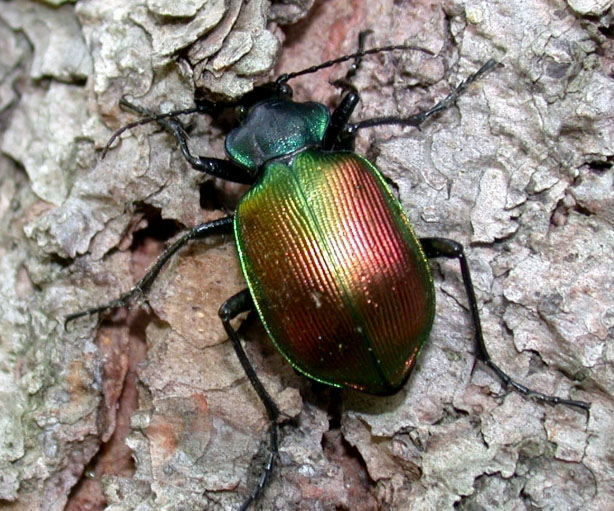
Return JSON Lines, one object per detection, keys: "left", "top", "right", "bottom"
{"left": 233, "top": 82, "right": 293, "bottom": 123}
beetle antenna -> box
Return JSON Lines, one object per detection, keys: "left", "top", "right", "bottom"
{"left": 276, "top": 44, "right": 434, "bottom": 85}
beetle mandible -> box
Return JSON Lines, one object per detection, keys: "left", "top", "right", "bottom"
{"left": 67, "top": 40, "right": 590, "bottom": 510}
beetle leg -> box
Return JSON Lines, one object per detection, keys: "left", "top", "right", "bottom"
{"left": 326, "top": 29, "right": 373, "bottom": 97}
{"left": 101, "top": 99, "right": 217, "bottom": 159}
{"left": 344, "top": 29, "right": 374, "bottom": 81}
{"left": 323, "top": 90, "right": 360, "bottom": 150}
{"left": 65, "top": 216, "right": 234, "bottom": 326}
{"left": 419, "top": 237, "right": 590, "bottom": 412}
{"left": 219, "top": 290, "right": 280, "bottom": 510}
{"left": 118, "top": 99, "right": 256, "bottom": 185}
{"left": 323, "top": 30, "right": 374, "bottom": 151}
{"left": 158, "top": 115, "right": 255, "bottom": 184}
{"left": 327, "top": 60, "right": 501, "bottom": 151}
{"left": 351, "top": 59, "right": 502, "bottom": 131}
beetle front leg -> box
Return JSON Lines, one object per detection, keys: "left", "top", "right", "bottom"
{"left": 65, "top": 216, "right": 234, "bottom": 326}
{"left": 323, "top": 90, "right": 360, "bottom": 151}
{"left": 419, "top": 237, "right": 590, "bottom": 411}
{"left": 119, "top": 99, "right": 255, "bottom": 185}
{"left": 351, "top": 59, "right": 501, "bottom": 132}
{"left": 219, "top": 289, "right": 280, "bottom": 511}
{"left": 160, "top": 115, "right": 255, "bottom": 184}
{"left": 322, "top": 30, "right": 374, "bottom": 151}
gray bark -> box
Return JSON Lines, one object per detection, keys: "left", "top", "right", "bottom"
{"left": 0, "top": 0, "right": 612, "bottom": 510}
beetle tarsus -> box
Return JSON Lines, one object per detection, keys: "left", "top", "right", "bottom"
{"left": 115, "top": 98, "right": 255, "bottom": 184}
{"left": 484, "top": 359, "right": 590, "bottom": 411}
{"left": 327, "top": 30, "right": 374, "bottom": 93}
{"left": 236, "top": 422, "right": 279, "bottom": 511}
{"left": 64, "top": 290, "right": 140, "bottom": 329}
{"left": 344, "top": 29, "right": 374, "bottom": 81}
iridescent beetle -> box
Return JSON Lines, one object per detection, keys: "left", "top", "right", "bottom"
{"left": 67, "top": 40, "right": 590, "bottom": 510}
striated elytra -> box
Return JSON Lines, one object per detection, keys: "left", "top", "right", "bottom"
{"left": 235, "top": 144, "right": 435, "bottom": 395}
{"left": 67, "top": 41, "right": 589, "bottom": 510}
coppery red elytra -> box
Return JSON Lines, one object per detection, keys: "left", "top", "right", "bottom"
{"left": 66, "top": 36, "right": 590, "bottom": 511}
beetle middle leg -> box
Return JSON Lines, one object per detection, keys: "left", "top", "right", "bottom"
{"left": 419, "top": 237, "right": 590, "bottom": 411}
{"left": 65, "top": 216, "right": 233, "bottom": 325}
{"left": 219, "top": 289, "right": 280, "bottom": 511}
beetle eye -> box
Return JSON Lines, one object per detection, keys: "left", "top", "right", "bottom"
{"left": 278, "top": 83, "right": 293, "bottom": 99}
{"left": 234, "top": 105, "right": 247, "bottom": 122}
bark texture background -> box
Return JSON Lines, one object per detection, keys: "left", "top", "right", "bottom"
{"left": 0, "top": 0, "right": 612, "bottom": 510}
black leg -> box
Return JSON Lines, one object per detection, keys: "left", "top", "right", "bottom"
{"left": 101, "top": 99, "right": 217, "bottom": 159}
{"left": 352, "top": 59, "right": 501, "bottom": 131}
{"left": 327, "top": 29, "right": 374, "bottom": 92}
{"left": 323, "top": 90, "right": 360, "bottom": 151}
{"left": 116, "top": 99, "right": 255, "bottom": 185}
{"left": 325, "top": 42, "right": 499, "bottom": 151}
{"left": 218, "top": 290, "right": 280, "bottom": 511}
{"left": 65, "top": 216, "right": 234, "bottom": 325}
{"left": 344, "top": 29, "right": 374, "bottom": 81}
{"left": 323, "top": 30, "right": 373, "bottom": 151}
{"left": 420, "top": 237, "right": 590, "bottom": 411}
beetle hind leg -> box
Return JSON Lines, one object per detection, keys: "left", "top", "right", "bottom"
{"left": 420, "top": 237, "right": 590, "bottom": 412}
{"left": 218, "top": 289, "right": 280, "bottom": 510}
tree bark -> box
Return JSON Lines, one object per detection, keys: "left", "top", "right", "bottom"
{"left": 0, "top": 0, "right": 612, "bottom": 510}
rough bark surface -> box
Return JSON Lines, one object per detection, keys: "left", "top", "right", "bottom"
{"left": 0, "top": 0, "right": 612, "bottom": 510}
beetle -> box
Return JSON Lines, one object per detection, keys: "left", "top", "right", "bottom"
{"left": 66, "top": 42, "right": 590, "bottom": 510}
